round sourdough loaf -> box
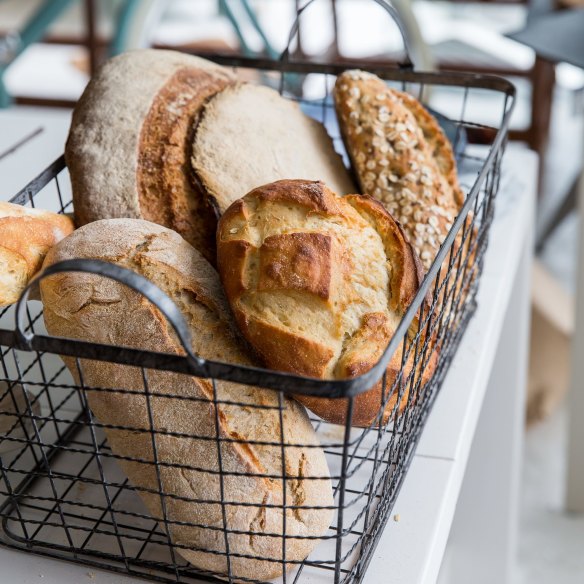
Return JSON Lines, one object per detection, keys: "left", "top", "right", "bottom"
{"left": 191, "top": 83, "right": 356, "bottom": 215}
{"left": 40, "top": 218, "right": 333, "bottom": 581}
{"left": 66, "top": 49, "right": 234, "bottom": 264}
{"left": 334, "top": 70, "right": 463, "bottom": 271}
{"left": 216, "top": 180, "right": 429, "bottom": 427}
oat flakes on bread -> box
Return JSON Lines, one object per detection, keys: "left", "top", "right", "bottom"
{"left": 192, "top": 83, "right": 356, "bottom": 216}
{"left": 40, "top": 218, "right": 333, "bottom": 581}
{"left": 0, "top": 202, "right": 74, "bottom": 306}
{"left": 217, "top": 179, "right": 433, "bottom": 427}
{"left": 334, "top": 69, "right": 464, "bottom": 270}
{"left": 66, "top": 49, "right": 234, "bottom": 264}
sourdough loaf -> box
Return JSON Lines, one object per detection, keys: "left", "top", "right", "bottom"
{"left": 334, "top": 70, "right": 464, "bottom": 270}
{"left": 66, "top": 49, "right": 234, "bottom": 264}
{"left": 192, "top": 83, "right": 356, "bottom": 215}
{"left": 217, "top": 180, "right": 428, "bottom": 427}
{"left": 0, "top": 202, "right": 74, "bottom": 305}
{"left": 40, "top": 218, "right": 333, "bottom": 581}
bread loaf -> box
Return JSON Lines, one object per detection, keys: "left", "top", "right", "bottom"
{"left": 192, "top": 83, "right": 356, "bottom": 215}
{"left": 40, "top": 218, "right": 333, "bottom": 581}
{"left": 334, "top": 70, "right": 463, "bottom": 271}
{"left": 217, "top": 180, "right": 428, "bottom": 427}
{"left": 0, "top": 202, "right": 74, "bottom": 305}
{"left": 66, "top": 49, "right": 234, "bottom": 264}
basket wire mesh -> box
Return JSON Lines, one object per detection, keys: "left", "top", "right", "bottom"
{"left": 0, "top": 2, "right": 514, "bottom": 583}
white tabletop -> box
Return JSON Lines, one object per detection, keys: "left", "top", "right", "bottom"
{"left": 365, "top": 147, "right": 535, "bottom": 584}
{"left": 0, "top": 108, "right": 537, "bottom": 584}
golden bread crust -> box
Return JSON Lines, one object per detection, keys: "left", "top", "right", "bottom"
{"left": 0, "top": 202, "right": 74, "bottom": 305}
{"left": 217, "top": 180, "right": 426, "bottom": 426}
{"left": 258, "top": 232, "right": 334, "bottom": 299}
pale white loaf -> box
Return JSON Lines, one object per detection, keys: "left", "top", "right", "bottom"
{"left": 192, "top": 83, "right": 357, "bottom": 215}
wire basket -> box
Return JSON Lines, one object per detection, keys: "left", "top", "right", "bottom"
{"left": 0, "top": 2, "right": 514, "bottom": 583}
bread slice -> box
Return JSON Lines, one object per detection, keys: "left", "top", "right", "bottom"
{"left": 66, "top": 49, "right": 235, "bottom": 264}
{"left": 217, "top": 180, "right": 432, "bottom": 427}
{"left": 192, "top": 83, "right": 356, "bottom": 215}
{"left": 40, "top": 218, "right": 333, "bottom": 581}
{"left": 0, "top": 202, "right": 74, "bottom": 305}
{"left": 334, "top": 70, "right": 463, "bottom": 270}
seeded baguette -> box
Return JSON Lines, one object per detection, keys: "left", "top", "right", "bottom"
{"left": 40, "top": 218, "right": 333, "bottom": 581}
{"left": 217, "top": 179, "right": 432, "bottom": 427}
{"left": 334, "top": 70, "right": 463, "bottom": 270}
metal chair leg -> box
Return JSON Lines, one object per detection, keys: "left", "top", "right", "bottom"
{"left": 0, "top": 0, "right": 77, "bottom": 108}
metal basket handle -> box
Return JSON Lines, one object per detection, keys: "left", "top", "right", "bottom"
{"left": 12, "top": 258, "right": 391, "bottom": 397}
{"left": 14, "top": 259, "right": 203, "bottom": 367}
{"left": 280, "top": 0, "right": 415, "bottom": 70}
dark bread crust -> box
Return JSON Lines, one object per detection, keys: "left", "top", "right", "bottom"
{"left": 138, "top": 67, "right": 233, "bottom": 264}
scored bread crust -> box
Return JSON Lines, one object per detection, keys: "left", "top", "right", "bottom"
{"left": 0, "top": 202, "right": 74, "bottom": 306}
{"left": 66, "top": 49, "right": 234, "bottom": 264}
{"left": 192, "top": 83, "right": 356, "bottom": 216}
{"left": 217, "top": 180, "right": 429, "bottom": 427}
{"left": 334, "top": 70, "right": 463, "bottom": 270}
{"left": 40, "top": 218, "right": 333, "bottom": 581}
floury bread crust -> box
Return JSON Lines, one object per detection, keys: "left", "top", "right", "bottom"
{"left": 217, "top": 180, "right": 429, "bottom": 427}
{"left": 0, "top": 202, "right": 74, "bottom": 305}
{"left": 192, "top": 83, "right": 356, "bottom": 216}
{"left": 66, "top": 49, "right": 234, "bottom": 264}
{"left": 334, "top": 70, "right": 463, "bottom": 270}
{"left": 40, "top": 218, "right": 333, "bottom": 581}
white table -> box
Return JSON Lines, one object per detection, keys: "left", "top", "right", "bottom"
{"left": 0, "top": 109, "right": 536, "bottom": 584}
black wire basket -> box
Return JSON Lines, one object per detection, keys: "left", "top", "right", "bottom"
{"left": 0, "top": 2, "right": 514, "bottom": 583}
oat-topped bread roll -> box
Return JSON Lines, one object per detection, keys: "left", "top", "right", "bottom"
{"left": 0, "top": 202, "right": 74, "bottom": 305}
{"left": 66, "top": 49, "right": 235, "bottom": 264}
{"left": 40, "top": 218, "right": 333, "bottom": 581}
{"left": 192, "top": 83, "right": 356, "bottom": 215}
{"left": 334, "top": 70, "right": 464, "bottom": 270}
{"left": 217, "top": 179, "right": 428, "bottom": 427}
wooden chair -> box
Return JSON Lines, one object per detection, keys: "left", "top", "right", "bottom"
{"left": 428, "top": 0, "right": 556, "bottom": 196}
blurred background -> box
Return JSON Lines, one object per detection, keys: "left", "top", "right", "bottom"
{"left": 1, "top": 1, "right": 583, "bottom": 582}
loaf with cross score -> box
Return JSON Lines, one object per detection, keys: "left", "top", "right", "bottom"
{"left": 216, "top": 179, "right": 436, "bottom": 427}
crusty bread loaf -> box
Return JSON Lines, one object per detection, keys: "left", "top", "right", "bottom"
{"left": 0, "top": 202, "right": 74, "bottom": 306}
{"left": 40, "top": 218, "right": 333, "bottom": 581}
{"left": 334, "top": 70, "right": 463, "bottom": 271}
{"left": 66, "top": 49, "right": 234, "bottom": 264}
{"left": 217, "top": 180, "right": 428, "bottom": 427}
{"left": 192, "top": 83, "right": 356, "bottom": 216}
